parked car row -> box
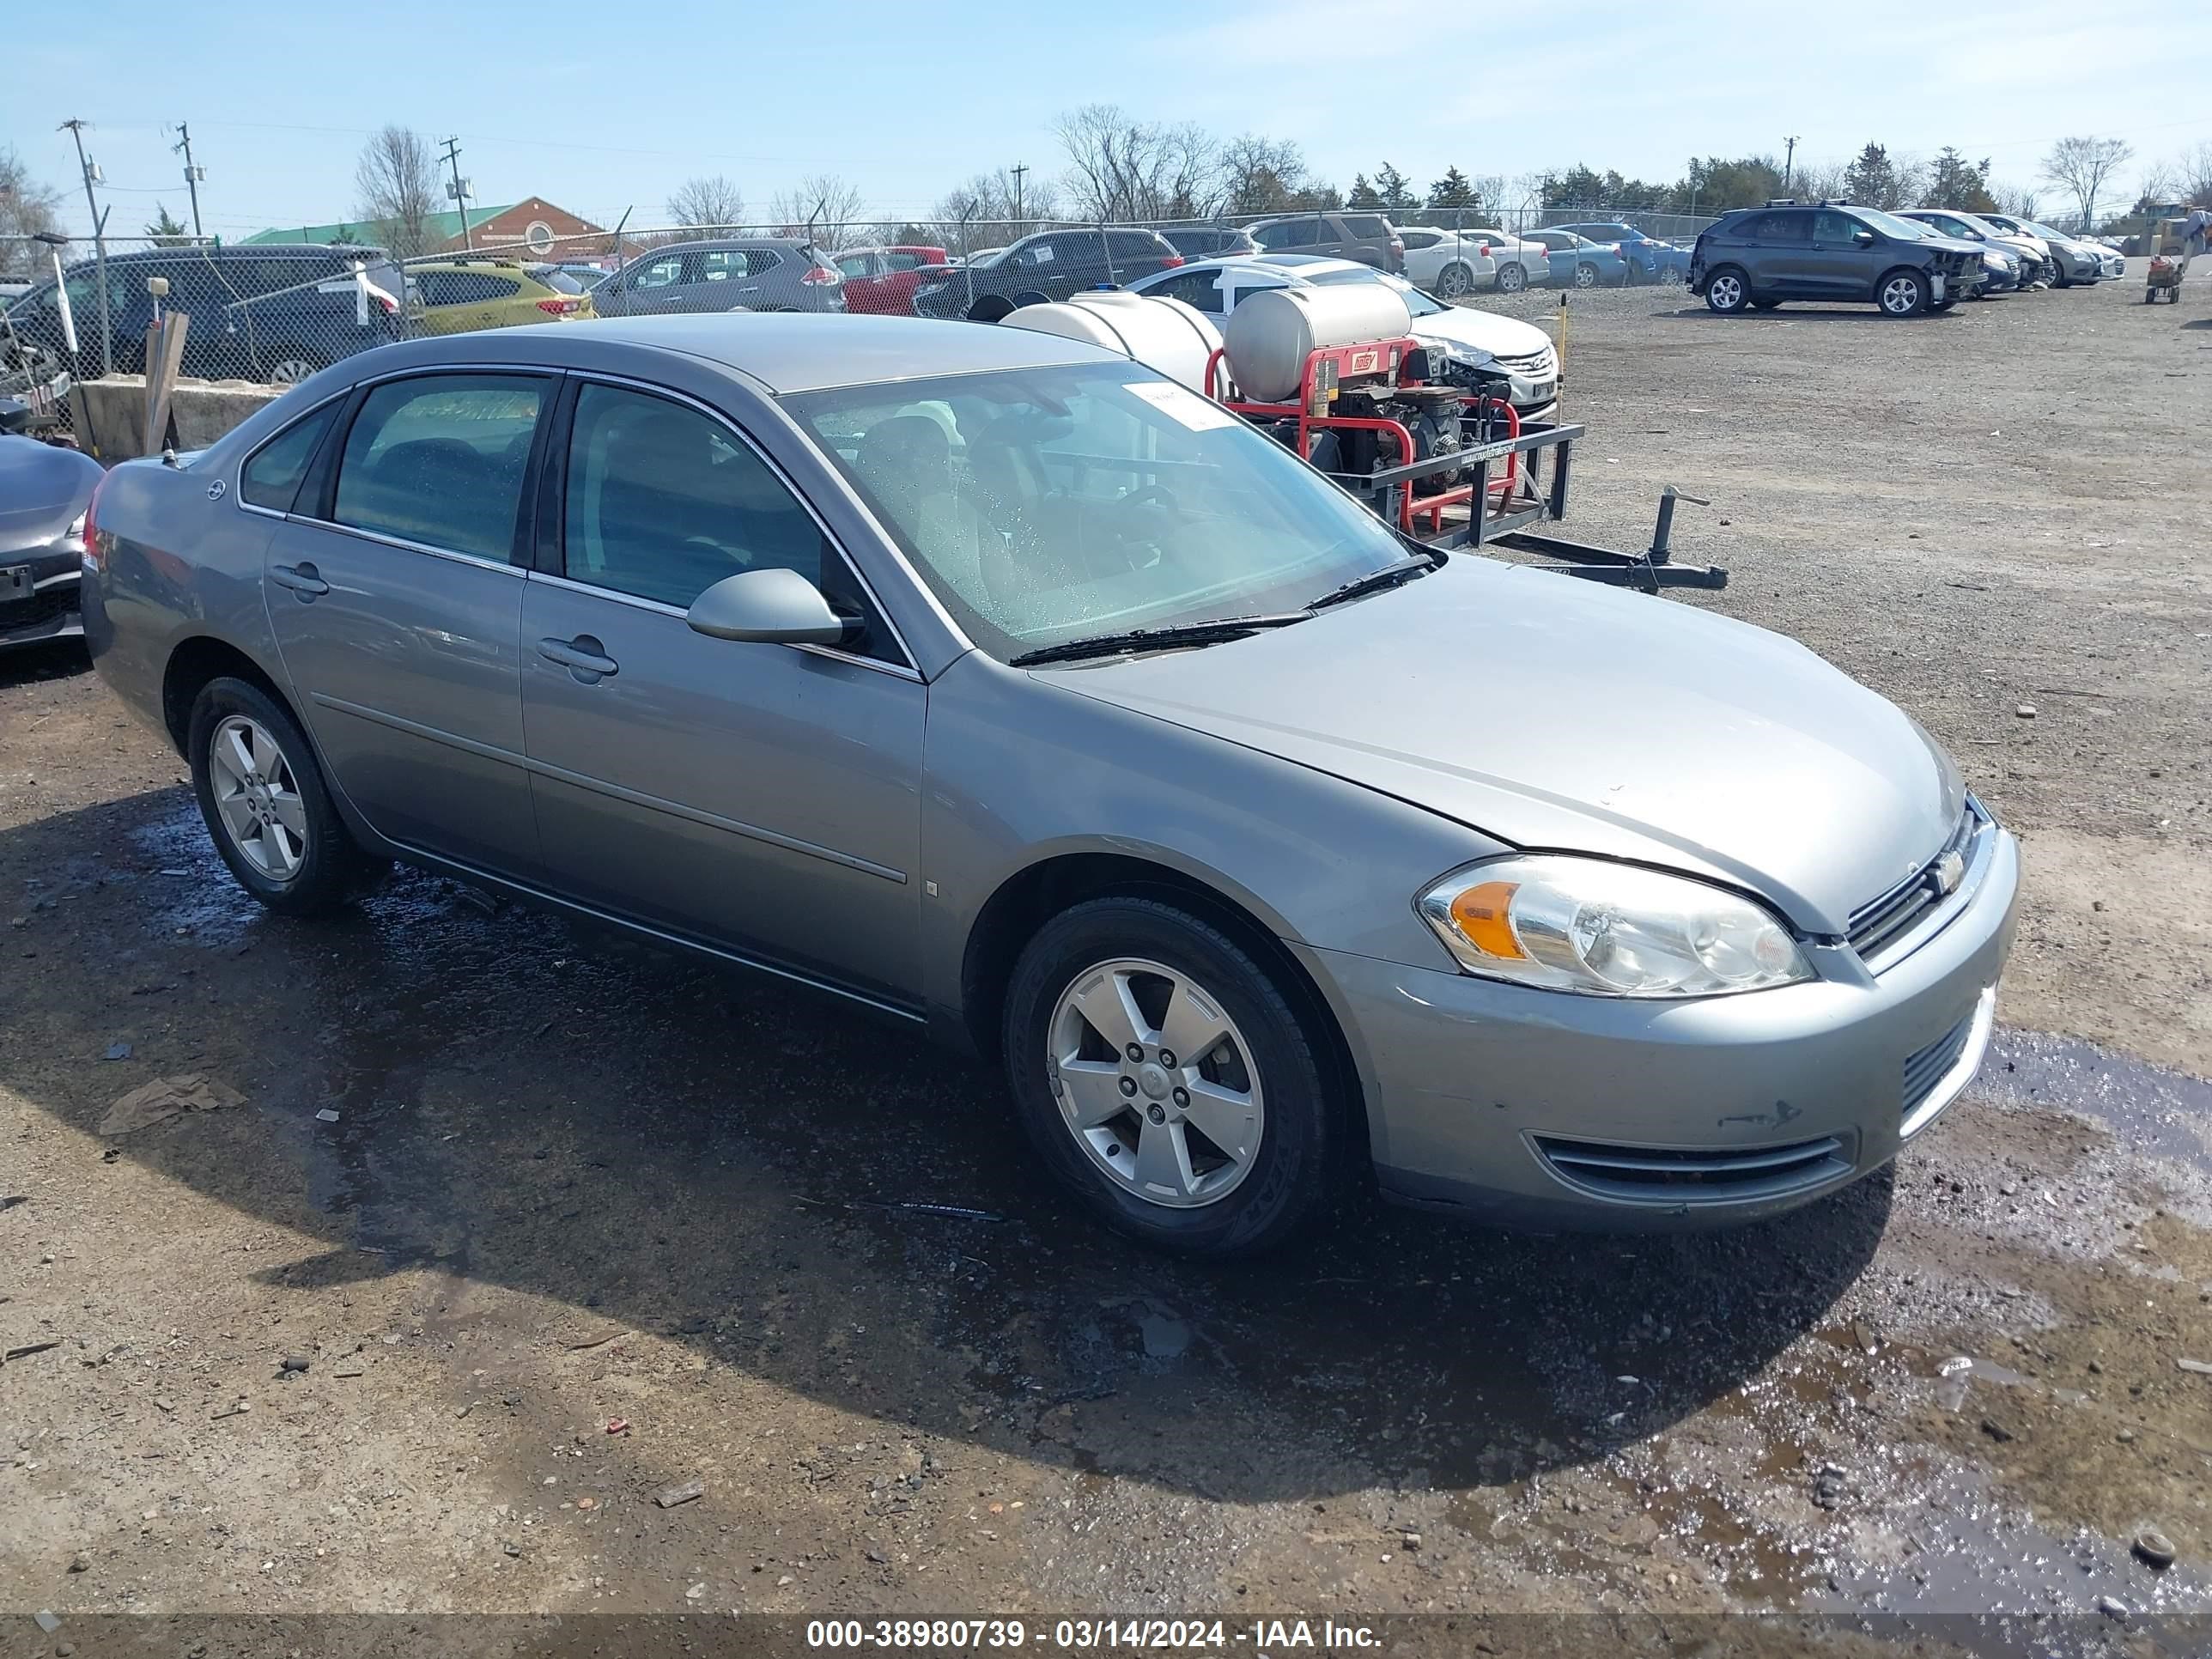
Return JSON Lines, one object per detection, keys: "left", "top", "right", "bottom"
{"left": 1692, "top": 199, "right": 2128, "bottom": 318}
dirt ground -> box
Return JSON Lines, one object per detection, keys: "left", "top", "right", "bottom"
{"left": 4, "top": 271, "right": 2211, "bottom": 1655}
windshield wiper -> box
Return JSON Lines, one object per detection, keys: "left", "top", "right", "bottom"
{"left": 1008, "top": 612, "right": 1310, "bottom": 667}
{"left": 1305, "top": 550, "right": 1446, "bottom": 611}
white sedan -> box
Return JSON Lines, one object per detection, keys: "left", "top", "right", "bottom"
{"left": 1127, "top": 255, "right": 1559, "bottom": 418}
{"left": 1395, "top": 227, "right": 1548, "bottom": 297}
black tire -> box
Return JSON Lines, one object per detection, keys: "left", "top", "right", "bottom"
{"left": 188, "top": 676, "right": 380, "bottom": 915}
{"left": 1929, "top": 297, "right": 1957, "bottom": 313}
{"left": 1000, "top": 896, "right": 1347, "bottom": 1258}
{"left": 1496, "top": 262, "right": 1528, "bottom": 294}
{"left": 1705, "top": 266, "right": 1752, "bottom": 313}
{"left": 1749, "top": 298, "right": 1782, "bottom": 311}
{"left": 1875, "top": 268, "right": 1929, "bottom": 317}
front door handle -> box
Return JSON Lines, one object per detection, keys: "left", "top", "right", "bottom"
{"left": 270, "top": 562, "right": 329, "bottom": 598}
{"left": 538, "top": 635, "right": 618, "bottom": 681}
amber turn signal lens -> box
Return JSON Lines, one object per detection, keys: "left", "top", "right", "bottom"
{"left": 1449, "top": 881, "right": 1527, "bottom": 961}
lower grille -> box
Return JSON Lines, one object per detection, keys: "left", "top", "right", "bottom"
{"left": 1903, "top": 1011, "right": 1974, "bottom": 1115}
{"left": 0, "top": 584, "right": 77, "bottom": 631}
{"left": 1532, "top": 1133, "right": 1850, "bottom": 1204}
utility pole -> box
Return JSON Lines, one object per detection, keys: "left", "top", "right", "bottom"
{"left": 1784, "top": 136, "right": 1800, "bottom": 195}
{"left": 172, "top": 122, "right": 205, "bottom": 239}
{"left": 440, "top": 137, "right": 471, "bottom": 249}
{"left": 59, "top": 118, "right": 112, "bottom": 376}
{"left": 1010, "top": 163, "right": 1028, "bottom": 227}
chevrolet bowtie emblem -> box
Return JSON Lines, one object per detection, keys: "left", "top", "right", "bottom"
{"left": 1934, "top": 850, "right": 1966, "bottom": 896}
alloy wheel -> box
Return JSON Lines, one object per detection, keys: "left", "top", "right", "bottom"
{"left": 1880, "top": 275, "right": 1923, "bottom": 314}
{"left": 1575, "top": 262, "right": 1598, "bottom": 289}
{"left": 269, "top": 356, "right": 319, "bottom": 386}
{"left": 1708, "top": 273, "right": 1744, "bottom": 311}
{"left": 1498, "top": 264, "right": 1527, "bottom": 294}
{"left": 209, "top": 714, "right": 309, "bottom": 881}
{"left": 1437, "top": 264, "right": 1472, "bottom": 299}
{"left": 1046, "top": 957, "right": 1264, "bottom": 1210}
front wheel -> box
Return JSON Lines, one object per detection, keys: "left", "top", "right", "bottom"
{"left": 189, "top": 678, "right": 381, "bottom": 915}
{"left": 1496, "top": 262, "right": 1528, "bottom": 294}
{"left": 1705, "top": 268, "right": 1751, "bottom": 313}
{"left": 1001, "top": 897, "right": 1346, "bottom": 1257}
{"left": 1877, "top": 270, "right": 1929, "bottom": 316}
{"left": 1436, "top": 262, "right": 1474, "bottom": 300}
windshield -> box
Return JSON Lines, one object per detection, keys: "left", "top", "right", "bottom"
{"left": 1305, "top": 265, "right": 1447, "bottom": 316}
{"left": 1858, "top": 208, "right": 1936, "bottom": 241}
{"left": 786, "top": 362, "right": 1410, "bottom": 662}
{"left": 2024, "top": 222, "right": 2067, "bottom": 240}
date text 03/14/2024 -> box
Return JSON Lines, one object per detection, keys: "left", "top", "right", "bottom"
{"left": 805, "top": 1619, "right": 1383, "bottom": 1650}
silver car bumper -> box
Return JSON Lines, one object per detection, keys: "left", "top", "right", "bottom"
{"left": 1302, "top": 823, "right": 2021, "bottom": 1230}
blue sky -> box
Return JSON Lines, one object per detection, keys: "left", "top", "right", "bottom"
{"left": 9, "top": 0, "right": 2210, "bottom": 240}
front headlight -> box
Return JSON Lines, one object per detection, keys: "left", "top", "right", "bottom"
{"left": 1417, "top": 856, "right": 1813, "bottom": 998}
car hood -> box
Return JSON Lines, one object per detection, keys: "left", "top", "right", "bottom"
{"left": 1031, "top": 559, "right": 1962, "bottom": 932}
{"left": 1914, "top": 234, "right": 1989, "bottom": 260}
{"left": 1404, "top": 307, "right": 1553, "bottom": 361}
{"left": 0, "top": 435, "right": 101, "bottom": 556}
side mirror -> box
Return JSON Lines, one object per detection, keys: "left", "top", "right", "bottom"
{"left": 1853, "top": 229, "right": 1877, "bottom": 246}
{"left": 686, "top": 567, "right": 850, "bottom": 647}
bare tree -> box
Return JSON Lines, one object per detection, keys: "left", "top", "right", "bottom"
{"left": 1054, "top": 104, "right": 1220, "bottom": 222}
{"left": 1218, "top": 134, "right": 1308, "bottom": 217}
{"left": 930, "top": 169, "right": 1060, "bottom": 252}
{"left": 354, "top": 125, "right": 440, "bottom": 258}
{"left": 667, "top": 174, "right": 745, "bottom": 229}
{"left": 0, "top": 148, "right": 66, "bottom": 248}
{"left": 1990, "top": 183, "right": 2041, "bottom": 220}
{"left": 2135, "top": 160, "right": 2180, "bottom": 211}
{"left": 2040, "top": 136, "right": 2132, "bottom": 231}
{"left": 2175, "top": 143, "right": 2212, "bottom": 205}
{"left": 768, "top": 173, "right": 866, "bottom": 242}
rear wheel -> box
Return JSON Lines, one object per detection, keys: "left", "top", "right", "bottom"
{"left": 1876, "top": 269, "right": 1929, "bottom": 316}
{"left": 188, "top": 677, "right": 380, "bottom": 915}
{"left": 1436, "top": 262, "right": 1474, "bottom": 300}
{"left": 1496, "top": 262, "right": 1528, "bottom": 294}
{"left": 265, "top": 351, "right": 324, "bottom": 386}
{"left": 1705, "top": 268, "right": 1751, "bottom": 313}
{"left": 1001, "top": 897, "right": 1345, "bottom": 1258}
{"left": 1574, "top": 261, "right": 1600, "bottom": 289}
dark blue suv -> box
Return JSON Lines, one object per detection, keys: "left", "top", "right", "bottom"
{"left": 3, "top": 245, "right": 406, "bottom": 386}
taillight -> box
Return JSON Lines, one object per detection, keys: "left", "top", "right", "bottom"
{"left": 1390, "top": 238, "right": 1405, "bottom": 254}
{"left": 1159, "top": 253, "right": 1185, "bottom": 267}
{"left": 1478, "top": 241, "right": 1491, "bottom": 257}
{"left": 800, "top": 265, "right": 839, "bottom": 285}
{"left": 536, "top": 297, "right": 581, "bottom": 315}
{"left": 82, "top": 475, "right": 108, "bottom": 571}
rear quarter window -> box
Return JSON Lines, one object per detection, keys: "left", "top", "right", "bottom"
{"left": 240, "top": 403, "right": 341, "bottom": 513}
{"left": 1341, "top": 215, "right": 1389, "bottom": 239}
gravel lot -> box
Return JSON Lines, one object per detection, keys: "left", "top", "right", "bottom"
{"left": 3, "top": 271, "right": 2210, "bottom": 1654}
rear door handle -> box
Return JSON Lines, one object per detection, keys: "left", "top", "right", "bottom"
{"left": 270, "top": 562, "right": 329, "bottom": 598}
{"left": 538, "top": 635, "right": 618, "bottom": 680}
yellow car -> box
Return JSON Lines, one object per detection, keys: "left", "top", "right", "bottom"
{"left": 405, "top": 260, "right": 596, "bottom": 336}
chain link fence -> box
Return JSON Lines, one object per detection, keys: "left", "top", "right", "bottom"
{"left": 3, "top": 204, "right": 1728, "bottom": 444}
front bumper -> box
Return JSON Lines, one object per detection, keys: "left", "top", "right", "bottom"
{"left": 1300, "top": 823, "right": 2021, "bottom": 1231}
{"left": 1, "top": 542, "right": 83, "bottom": 652}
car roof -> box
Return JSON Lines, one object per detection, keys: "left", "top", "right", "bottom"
{"left": 388, "top": 313, "right": 1121, "bottom": 393}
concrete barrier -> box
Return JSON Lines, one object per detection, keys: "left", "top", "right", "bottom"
{"left": 68, "top": 376, "right": 280, "bottom": 464}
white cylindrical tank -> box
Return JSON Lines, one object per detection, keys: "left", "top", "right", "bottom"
{"left": 1221, "top": 283, "right": 1413, "bottom": 404}
{"left": 1000, "top": 290, "right": 1224, "bottom": 394}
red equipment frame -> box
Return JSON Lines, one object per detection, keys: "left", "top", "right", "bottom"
{"left": 1202, "top": 336, "right": 1519, "bottom": 536}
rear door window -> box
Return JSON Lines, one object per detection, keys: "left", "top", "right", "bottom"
{"left": 1399, "top": 230, "right": 1440, "bottom": 250}
{"left": 331, "top": 374, "right": 546, "bottom": 562}
{"left": 1144, "top": 269, "right": 1225, "bottom": 313}
{"left": 1751, "top": 211, "right": 1811, "bottom": 244}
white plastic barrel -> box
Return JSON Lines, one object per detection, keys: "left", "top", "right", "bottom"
{"left": 1000, "top": 291, "right": 1224, "bottom": 394}
{"left": 1221, "top": 283, "right": 1413, "bottom": 404}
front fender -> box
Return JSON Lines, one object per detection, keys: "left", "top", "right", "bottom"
{"left": 917, "top": 652, "right": 1500, "bottom": 1027}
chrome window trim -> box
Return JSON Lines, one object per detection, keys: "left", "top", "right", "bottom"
{"left": 284, "top": 518, "right": 528, "bottom": 575}
{"left": 558, "top": 369, "right": 924, "bottom": 678}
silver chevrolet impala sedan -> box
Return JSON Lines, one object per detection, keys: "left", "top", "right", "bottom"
{"left": 82, "top": 315, "right": 2019, "bottom": 1257}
